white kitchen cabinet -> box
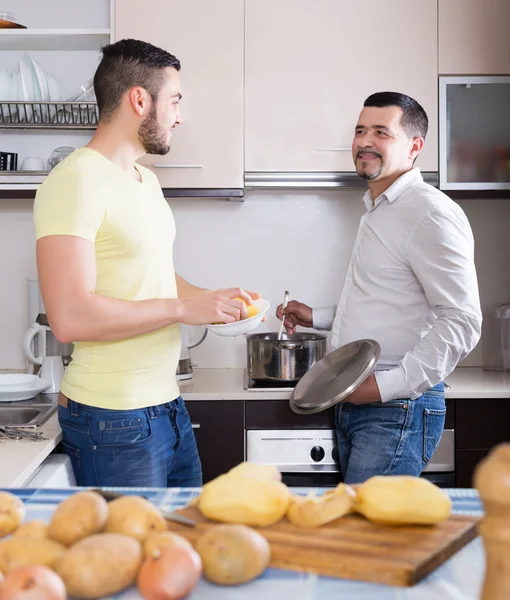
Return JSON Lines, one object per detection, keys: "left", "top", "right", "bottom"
{"left": 114, "top": 0, "right": 244, "bottom": 195}
{"left": 439, "top": 0, "right": 510, "bottom": 75}
{"left": 245, "top": 0, "right": 438, "bottom": 173}
{"left": 0, "top": 0, "right": 111, "bottom": 195}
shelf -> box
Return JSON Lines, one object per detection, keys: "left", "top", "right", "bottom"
{"left": 0, "top": 29, "right": 110, "bottom": 51}
{"left": 0, "top": 102, "right": 98, "bottom": 130}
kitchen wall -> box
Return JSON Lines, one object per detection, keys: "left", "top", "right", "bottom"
{"left": 1, "top": 190, "right": 510, "bottom": 370}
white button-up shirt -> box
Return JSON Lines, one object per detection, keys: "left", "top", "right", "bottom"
{"left": 313, "top": 168, "right": 482, "bottom": 402}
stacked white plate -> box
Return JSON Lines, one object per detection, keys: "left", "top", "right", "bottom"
{"left": 0, "top": 53, "right": 62, "bottom": 121}
{"left": 0, "top": 374, "right": 51, "bottom": 402}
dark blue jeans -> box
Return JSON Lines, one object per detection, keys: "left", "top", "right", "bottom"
{"left": 335, "top": 383, "right": 446, "bottom": 484}
{"left": 58, "top": 396, "right": 202, "bottom": 487}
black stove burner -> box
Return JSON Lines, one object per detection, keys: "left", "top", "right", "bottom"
{"left": 248, "top": 378, "right": 298, "bottom": 389}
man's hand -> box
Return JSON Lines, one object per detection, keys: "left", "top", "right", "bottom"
{"left": 276, "top": 300, "right": 313, "bottom": 335}
{"left": 343, "top": 373, "right": 381, "bottom": 405}
{"left": 177, "top": 287, "right": 262, "bottom": 325}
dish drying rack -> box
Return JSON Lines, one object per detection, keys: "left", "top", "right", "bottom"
{"left": 0, "top": 101, "right": 98, "bottom": 129}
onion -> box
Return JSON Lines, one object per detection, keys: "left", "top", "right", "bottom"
{"left": 0, "top": 565, "right": 67, "bottom": 600}
{"left": 137, "top": 545, "right": 202, "bottom": 600}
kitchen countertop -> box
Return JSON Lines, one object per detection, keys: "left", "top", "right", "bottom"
{"left": 0, "top": 411, "right": 62, "bottom": 487}
{"left": 179, "top": 366, "right": 510, "bottom": 400}
{"left": 5, "top": 486, "right": 486, "bottom": 600}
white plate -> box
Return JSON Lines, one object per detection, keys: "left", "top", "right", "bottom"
{"left": 207, "top": 299, "right": 270, "bottom": 338}
{"left": 0, "top": 374, "right": 41, "bottom": 387}
{"left": 0, "top": 377, "right": 51, "bottom": 402}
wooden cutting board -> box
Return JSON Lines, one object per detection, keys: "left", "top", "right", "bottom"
{"left": 170, "top": 506, "right": 480, "bottom": 587}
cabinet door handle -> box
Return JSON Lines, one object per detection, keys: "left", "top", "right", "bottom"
{"left": 314, "top": 146, "right": 351, "bottom": 152}
{"left": 153, "top": 164, "right": 204, "bottom": 169}
{"left": 192, "top": 423, "right": 201, "bottom": 430}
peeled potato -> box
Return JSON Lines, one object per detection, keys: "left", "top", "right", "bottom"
{"left": 143, "top": 531, "right": 194, "bottom": 558}
{"left": 196, "top": 524, "right": 270, "bottom": 585}
{"left": 104, "top": 495, "right": 167, "bottom": 542}
{"left": 0, "top": 537, "right": 66, "bottom": 574}
{"left": 234, "top": 297, "right": 259, "bottom": 319}
{"left": 287, "top": 484, "right": 356, "bottom": 528}
{"left": 227, "top": 462, "right": 282, "bottom": 482}
{"left": 213, "top": 297, "right": 259, "bottom": 324}
{"left": 355, "top": 476, "right": 452, "bottom": 525}
{"left": 12, "top": 520, "right": 48, "bottom": 539}
{"left": 199, "top": 474, "right": 290, "bottom": 527}
{"left": 55, "top": 533, "right": 142, "bottom": 599}
{"left": 48, "top": 490, "right": 109, "bottom": 546}
{"left": 0, "top": 492, "right": 25, "bottom": 538}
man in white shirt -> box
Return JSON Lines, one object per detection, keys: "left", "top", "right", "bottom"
{"left": 277, "top": 91, "right": 482, "bottom": 484}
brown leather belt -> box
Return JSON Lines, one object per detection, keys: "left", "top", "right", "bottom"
{"left": 57, "top": 392, "right": 69, "bottom": 408}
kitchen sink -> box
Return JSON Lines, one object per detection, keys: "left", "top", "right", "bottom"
{"left": 0, "top": 405, "right": 57, "bottom": 428}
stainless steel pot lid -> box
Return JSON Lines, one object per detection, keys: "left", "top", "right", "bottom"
{"left": 289, "top": 339, "right": 381, "bottom": 414}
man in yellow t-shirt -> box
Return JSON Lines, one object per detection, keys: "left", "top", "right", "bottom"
{"left": 34, "top": 39, "right": 257, "bottom": 488}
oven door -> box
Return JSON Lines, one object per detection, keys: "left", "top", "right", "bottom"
{"left": 246, "top": 428, "right": 455, "bottom": 488}
{"left": 246, "top": 429, "right": 342, "bottom": 487}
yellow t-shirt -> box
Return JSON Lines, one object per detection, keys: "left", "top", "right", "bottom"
{"left": 33, "top": 147, "right": 181, "bottom": 409}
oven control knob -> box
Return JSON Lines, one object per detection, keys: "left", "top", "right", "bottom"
{"left": 310, "top": 446, "right": 325, "bottom": 462}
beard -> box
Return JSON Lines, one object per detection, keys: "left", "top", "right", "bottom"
{"left": 355, "top": 150, "right": 383, "bottom": 181}
{"left": 356, "top": 161, "right": 382, "bottom": 180}
{"left": 138, "top": 104, "right": 170, "bottom": 156}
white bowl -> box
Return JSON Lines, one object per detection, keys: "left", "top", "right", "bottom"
{"left": 207, "top": 299, "right": 270, "bottom": 338}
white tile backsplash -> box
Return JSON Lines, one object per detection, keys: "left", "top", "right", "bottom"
{"left": 1, "top": 191, "right": 509, "bottom": 370}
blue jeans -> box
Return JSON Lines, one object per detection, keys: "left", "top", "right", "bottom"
{"left": 335, "top": 383, "right": 446, "bottom": 484}
{"left": 58, "top": 396, "right": 202, "bottom": 487}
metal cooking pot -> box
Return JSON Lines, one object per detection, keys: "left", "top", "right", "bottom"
{"left": 246, "top": 332, "right": 327, "bottom": 382}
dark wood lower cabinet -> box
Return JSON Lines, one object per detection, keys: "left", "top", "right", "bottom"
{"left": 455, "top": 449, "right": 491, "bottom": 488}
{"left": 185, "top": 400, "right": 245, "bottom": 483}
{"left": 454, "top": 399, "right": 510, "bottom": 488}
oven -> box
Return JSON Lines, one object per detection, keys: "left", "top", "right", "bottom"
{"left": 244, "top": 373, "right": 455, "bottom": 488}
{"left": 246, "top": 428, "right": 455, "bottom": 488}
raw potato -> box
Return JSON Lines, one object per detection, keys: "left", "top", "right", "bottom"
{"left": 104, "top": 495, "right": 167, "bottom": 542}
{"left": 0, "top": 492, "right": 25, "bottom": 538}
{"left": 143, "top": 531, "right": 194, "bottom": 558}
{"left": 48, "top": 490, "right": 109, "bottom": 546}
{"left": 199, "top": 474, "right": 290, "bottom": 527}
{"left": 355, "top": 476, "right": 452, "bottom": 525}
{"left": 12, "top": 519, "right": 49, "bottom": 539}
{"left": 55, "top": 532, "right": 142, "bottom": 599}
{"left": 227, "top": 462, "right": 282, "bottom": 482}
{"left": 196, "top": 524, "right": 270, "bottom": 585}
{"left": 287, "top": 484, "right": 357, "bottom": 528}
{"left": 0, "top": 537, "right": 66, "bottom": 573}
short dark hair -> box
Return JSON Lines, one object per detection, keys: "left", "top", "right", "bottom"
{"left": 94, "top": 38, "right": 181, "bottom": 122}
{"left": 363, "top": 91, "right": 428, "bottom": 140}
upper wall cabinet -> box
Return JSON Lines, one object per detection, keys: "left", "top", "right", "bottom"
{"left": 115, "top": 0, "right": 244, "bottom": 196}
{"left": 439, "top": 0, "right": 510, "bottom": 75}
{"left": 245, "top": 0, "right": 438, "bottom": 174}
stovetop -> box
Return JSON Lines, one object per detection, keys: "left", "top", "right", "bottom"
{"left": 243, "top": 370, "right": 298, "bottom": 391}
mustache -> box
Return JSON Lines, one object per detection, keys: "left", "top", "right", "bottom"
{"left": 356, "top": 148, "right": 382, "bottom": 159}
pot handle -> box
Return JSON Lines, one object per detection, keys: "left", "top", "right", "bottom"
{"left": 276, "top": 341, "right": 307, "bottom": 350}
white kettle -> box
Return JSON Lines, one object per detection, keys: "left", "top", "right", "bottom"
{"left": 177, "top": 325, "right": 208, "bottom": 380}
{"left": 23, "top": 323, "right": 51, "bottom": 368}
